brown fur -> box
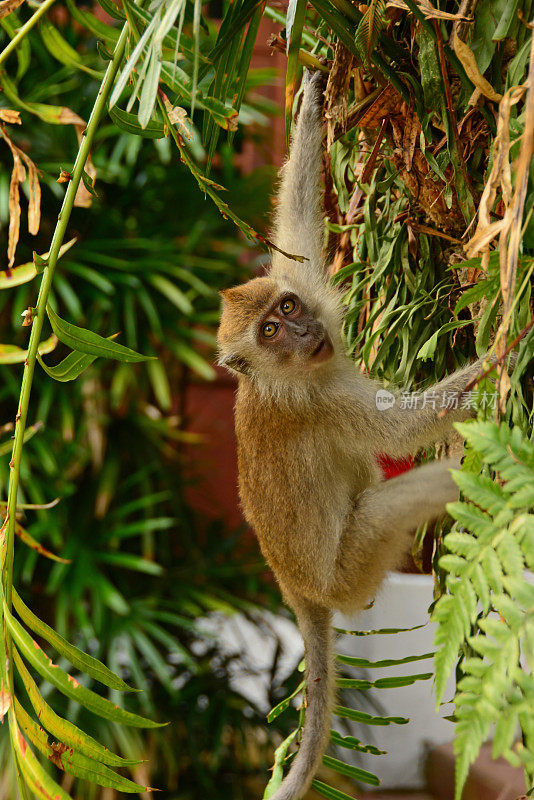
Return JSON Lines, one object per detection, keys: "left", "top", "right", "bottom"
{"left": 218, "top": 278, "right": 279, "bottom": 345}
{"left": 217, "top": 72, "right": 489, "bottom": 800}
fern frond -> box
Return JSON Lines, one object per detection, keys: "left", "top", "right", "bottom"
{"left": 354, "top": 0, "right": 387, "bottom": 66}
{"left": 433, "top": 421, "right": 534, "bottom": 800}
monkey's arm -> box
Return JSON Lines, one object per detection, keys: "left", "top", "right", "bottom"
{"left": 349, "top": 359, "right": 488, "bottom": 458}
{"left": 270, "top": 72, "right": 326, "bottom": 281}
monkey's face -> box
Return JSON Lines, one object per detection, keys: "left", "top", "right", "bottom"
{"left": 217, "top": 277, "right": 335, "bottom": 378}
{"left": 258, "top": 292, "right": 333, "bottom": 368}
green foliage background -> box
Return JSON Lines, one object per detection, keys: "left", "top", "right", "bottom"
{"left": 0, "top": 0, "right": 533, "bottom": 799}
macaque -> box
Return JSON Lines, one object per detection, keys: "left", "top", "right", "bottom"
{"left": 217, "top": 72, "right": 492, "bottom": 800}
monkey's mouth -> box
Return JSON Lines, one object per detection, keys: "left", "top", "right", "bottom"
{"left": 310, "top": 336, "right": 333, "bottom": 362}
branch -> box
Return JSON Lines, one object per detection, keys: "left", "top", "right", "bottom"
{"left": 0, "top": 0, "right": 58, "bottom": 68}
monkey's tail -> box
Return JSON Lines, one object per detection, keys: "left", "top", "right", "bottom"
{"left": 269, "top": 600, "right": 334, "bottom": 800}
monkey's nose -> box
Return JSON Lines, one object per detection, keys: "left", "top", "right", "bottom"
{"left": 296, "top": 325, "right": 311, "bottom": 337}
{"left": 287, "top": 320, "right": 310, "bottom": 336}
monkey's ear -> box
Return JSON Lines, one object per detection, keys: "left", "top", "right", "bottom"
{"left": 219, "top": 286, "right": 245, "bottom": 303}
{"left": 218, "top": 353, "right": 251, "bottom": 375}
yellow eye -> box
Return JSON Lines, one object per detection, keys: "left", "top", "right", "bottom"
{"left": 281, "top": 298, "right": 296, "bottom": 315}
{"left": 262, "top": 322, "right": 278, "bottom": 338}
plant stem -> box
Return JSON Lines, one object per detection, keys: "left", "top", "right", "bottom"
{"left": 0, "top": 0, "right": 58, "bottom": 68}
{"left": 0, "top": 31, "right": 128, "bottom": 785}
{"left": 3, "top": 20, "right": 127, "bottom": 605}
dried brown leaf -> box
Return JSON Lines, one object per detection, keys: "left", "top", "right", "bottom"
{"left": 0, "top": 690, "right": 10, "bottom": 722}
{"left": 496, "top": 35, "right": 534, "bottom": 413}
{"left": 1, "top": 126, "right": 42, "bottom": 254}
{"left": 57, "top": 107, "right": 86, "bottom": 127}
{"left": 464, "top": 84, "right": 525, "bottom": 259}
{"left": 21, "top": 307, "right": 33, "bottom": 327}
{"left": 402, "top": 105, "right": 421, "bottom": 172}
{"left": 454, "top": 37, "right": 502, "bottom": 103}
{"left": 0, "top": 109, "right": 21, "bottom": 124}
{"left": 57, "top": 168, "right": 72, "bottom": 184}
{"left": 163, "top": 97, "right": 194, "bottom": 140}
{"left": 0, "top": 0, "right": 24, "bottom": 18}
{"left": 20, "top": 152, "right": 40, "bottom": 235}
{"left": 408, "top": 221, "right": 463, "bottom": 243}
{"left": 72, "top": 122, "right": 96, "bottom": 208}
{"left": 34, "top": 107, "right": 95, "bottom": 207}
{"left": 356, "top": 84, "right": 403, "bottom": 128}
{"left": 7, "top": 156, "right": 23, "bottom": 268}
{"left": 387, "top": 0, "right": 472, "bottom": 20}
{"left": 325, "top": 42, "right": 355, "bottom": 147}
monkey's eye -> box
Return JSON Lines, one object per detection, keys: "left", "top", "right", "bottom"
{"left": 262, "top": 321, "right": 279, "bottom": 338}
{"left": 280, "top": 298, "right": 296, "bottom": 315}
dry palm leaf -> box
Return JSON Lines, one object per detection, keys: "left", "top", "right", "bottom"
{"left": 1, "top": 125, "right": 41, "bottom": 267}
{"left": 387, "top": 0, "right": 472, "bottom": 21}
{"left": 0, "top": 110, "right": 21, "bottom": 124}
{"left": 53, "top": 107, "right": 96, "bottom": 208}
{"left": 0, "top": 0, "right": 25, "bottom": 18}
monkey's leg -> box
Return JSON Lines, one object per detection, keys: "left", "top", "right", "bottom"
{"left": 329, "top": 460, "right": 459, "bottom": 611}
{"left": 270, "top": 70, "right": 326, "bottom": 281}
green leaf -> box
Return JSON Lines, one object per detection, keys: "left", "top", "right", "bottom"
{"left": 12, "top": 590, "right": 135, "bottom": 692}
{"left": 37, "top": 348, "right": 98, "bottom": 382}
{"left": 169, "top": 340, "right": 215, "bottom": 380}
{"left": 0, "top": 261, "right": 37, "bottom": 289}
{"left": 336, "top": 651, "right": 434, "bottom": 668}
{"left": 148, "top": 274, "right": 194, "bottom": 314}
{"left": 438, "top": 554, "right": 467, "bottom": 575}
{"left": 139, "top": 46, "right": 163, "bottom": 129}
{"left": 82, "top": 170, "right": 99, "bottom": 200}
{"left": 338, "top": 673, "right": 432, "bottom": 690}
{"left": 4, "top": 599, "right": 163, "bottom": 728}
{"left": 11, "top": 518, "right": 70, "bottom": 564}
{"left": 492, "top": 0, "right": 520, "bottom": 40}
{"left": 9, "top": 710, "right": 72, "bottom": 800}
{"left": 64, "top": 0, "right": 119, "bottom": 43}
{"left": 109, "top": 105, "right": 166, "bottom": 138}
{"left": 267, "top": 680, "right": 304, "bottom": 722}
{"left": 0, "top": 335, "right": 57, "bottom": 365}
{"left": 14, "top": 649, "right": 141, "bottom": 768}
{"left": 355, "top": 0, "right": 387, "bottom": 65}
{"left": 334, "top": 624, "right": 426, "bottom": 636}
{"left": 308, "top": 0, "right": 361, "bottom": 61}
{"left": 322, "top": 755, "right": 379, "bottom": 786}
{"left": 417, "top": 320, "right": 472, "bottom": 360}
{"left": 263, "top": 730, "right": 297, "bottom": 799}
{"left": 493, "top": 709, "right": 519, "bottom": 757}
{"left": 328, "top": 730, "right": 386, "bottom": 755}
{"left": 97, "top": 552, "right": 164, "bottom": 575}
{"left": 452, "top": 470, "right": 506, "bottom": 515}
{"left": 333, "top": 705, "right": 409, "bottom": 725}
{"left": 15, "top": 700, "right": 151, "bottom": 793}
{"left": 39, "top": 18, "right": 102, "bottom": 78}
{"left": 227, "top": 3, "right": 262, "bottom": 145}
{"left": 46, "top": 304, "right": 152, "bottom": 363}
{"left": 0, "top": 422, "right": 42, "bottom": 457}
{"left": 311, "top": 779, "right": 358, "bottom": 800}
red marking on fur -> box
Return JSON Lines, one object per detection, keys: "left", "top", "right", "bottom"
{"left": 377, "top": 453, "right": 413, "bottom": 479}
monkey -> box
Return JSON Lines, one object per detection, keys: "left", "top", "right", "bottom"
{"left": 216, "top": 71, "right": 504, "bottom": 800}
